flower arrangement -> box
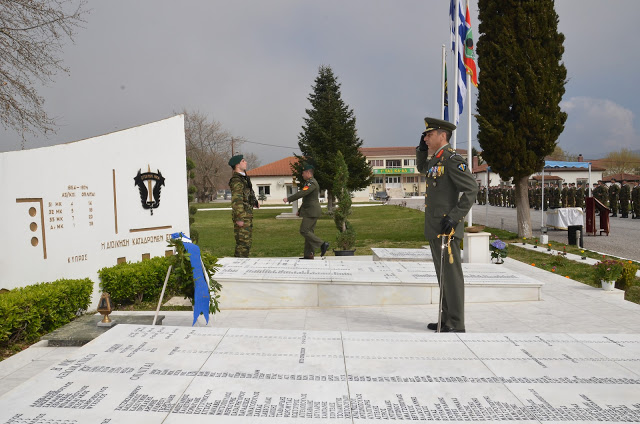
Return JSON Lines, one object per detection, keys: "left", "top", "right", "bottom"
{"left": 592, "top": 260, "right": 624, "bottom": 284}
{"left": 490, "top": 239, "right": 508, "bottom": 263}
{"left": 580, "top": 250, "right": 586, "bottom": 260}
{"left": 522, "top": 237, "right": 527, "bottom": 245}
{"left": 547, "top": 243, "right": 552, "bottom": 252}
{"left": 534, "top": 238, "right": 539, "bottom": 248}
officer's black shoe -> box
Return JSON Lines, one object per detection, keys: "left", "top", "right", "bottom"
{"left": 611, "top": 213, "right": 617, "bottom": 217}
{"left": 440, "top": 326, "right": 465, "bottom": 333}
{"left": 427, "top": 323, "right": 438, "bottom": 331}
{"left": 320, "top": 242, "right": 330, "bottom": 257}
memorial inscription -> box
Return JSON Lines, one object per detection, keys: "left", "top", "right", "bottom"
{"left": 1, "top": 326, "right": 639, "bottom": 423}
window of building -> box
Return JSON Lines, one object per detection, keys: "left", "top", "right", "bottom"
{"left": 420, "top": 176, "right": 426, "bottom": 182}
{"left": 386, "top": 159, "right": 401, "bottom": 168}
{"left": 403, "top": 159, "right": 416, "bottom": 166}
{"left": 368, "top": 159, "right": 384, "bottom": 167}
{"left": 386, "top": 176, "right": 401, "bottom": 184}
{"left": 577, "top": 178, "right": 588, "bottom": 187}
{"left": 404, "top": 176, "right": 417, "bottom": 183}
{"left": 258, "top": 185, "right": 271, "bottom": 195}
{"left": 372, "top": 176, "right": 384, "bottom": 184}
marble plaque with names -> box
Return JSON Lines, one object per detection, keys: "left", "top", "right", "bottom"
{"left": 216, "top": 258, "right": 542, "bottom": 287}
{"left": 1, "top": 326, "right": 639, "bottom": 423}
{"left": 372, "top": 248, "right": 433, "bottom": 262}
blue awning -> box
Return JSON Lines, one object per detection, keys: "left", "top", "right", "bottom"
{"left": 544, "top": 161, "right": 590, "bottom": 169}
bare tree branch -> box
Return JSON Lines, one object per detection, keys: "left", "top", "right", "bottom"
{"left": 0, "top": 0, "right": 88, "bottom": 148}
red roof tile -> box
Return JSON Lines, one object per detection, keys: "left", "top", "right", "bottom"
{"left": 602, "top": 173, "right": 640, "bottom": 182}
{"left": 247, "top": 156, "right": 298, "bottom": 177}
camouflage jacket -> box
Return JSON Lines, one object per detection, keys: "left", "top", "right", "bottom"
{"left": 229, "top": 172, "right": 258, "bottom": 222}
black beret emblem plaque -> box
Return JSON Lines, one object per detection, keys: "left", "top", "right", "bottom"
{"left": 134, "top": 166, "right": 165, "bottom": 215}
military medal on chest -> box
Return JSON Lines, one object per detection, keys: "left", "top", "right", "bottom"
{"left": 428, "top": 163, "right": 444, "bottom": 186}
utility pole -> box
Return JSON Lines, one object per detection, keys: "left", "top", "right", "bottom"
{"left": 231, "top": 137, "right": 235, "bottom": 156}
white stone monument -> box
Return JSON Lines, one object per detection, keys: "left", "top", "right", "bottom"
{"left": 0, "top": 115, "right": 190, "bottom": 308}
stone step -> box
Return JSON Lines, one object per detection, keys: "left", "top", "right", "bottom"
{"left": 215, "top": 257, "right": 543, "bottom": 308}
{"left": 40, "top": 314, "right": 164, "bottom": 347}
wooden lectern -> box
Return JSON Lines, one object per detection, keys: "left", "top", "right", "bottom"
{"left": 585, "top": 197, "right": 610, "bottom": 236}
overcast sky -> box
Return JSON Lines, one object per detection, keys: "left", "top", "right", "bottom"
{"left": 2, "top": 0, "right": 639, "bottom": 166}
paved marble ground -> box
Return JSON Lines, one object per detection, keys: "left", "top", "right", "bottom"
{"left": 2, "top": 258, "right": 640, "bottom": 423}
{"left": 1, "top": 325, "right": 639, "bottom": 423}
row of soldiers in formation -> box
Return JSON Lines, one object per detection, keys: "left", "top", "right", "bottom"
{"left": 476, "top": 179, "right": 640, "bottom": 218}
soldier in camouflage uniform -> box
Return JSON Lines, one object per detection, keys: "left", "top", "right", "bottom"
{"left": 594, "top": 181, "right": 608, "bottom": 208}
{"left": 561, "top": 183, "right": 568, "bottom": 208}
{"left": 553, "top": 182, "right": 561, "bottom": 208}
{"left": 609, "top": 178, "right": 620, "bottom": 217}
{"left": 619, "top": 180, "right": 631, "bottom": 218}
{"left": 229, "top": 155, "right": 259, "bottom": 257}
{"left": 576, "top": 183, "right": 585, "bottom": 209}
{"left": 568, "top": 183, "right": 576, "bottom": 207}
{"left": 632, "top": 181, "right": 640, "bottom": 219}
{"left": 417, "top": 117, "right": 477, "bottom": 333}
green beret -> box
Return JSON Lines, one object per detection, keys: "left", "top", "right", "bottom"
{"left": 228, "top": 154, "right": 243, "bottom": 168}
{"left": 424, "top": 117, "right": 456, "bottom": 133}
{"left": 303, "top": 163, "right": 314, "bottom": 171}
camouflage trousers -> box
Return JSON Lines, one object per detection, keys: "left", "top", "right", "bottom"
{"left": 233, "top": 217, "right": 253, "bottom": 257}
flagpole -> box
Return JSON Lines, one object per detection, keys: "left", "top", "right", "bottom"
{"left": 441, "top": 45, "right": 446, "bottom": 120}
{"left": 452, "top": 0, "right": 459, "bottom": 149}
{"left": 466, "top": 71, "right": 473, "bottom": 227}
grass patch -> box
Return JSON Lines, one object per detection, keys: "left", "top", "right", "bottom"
{"left": 193, "top": 204, "right": 426, "bottom": 257}
{"left": 506, "top": 245, "right": 600, "bottom": 288}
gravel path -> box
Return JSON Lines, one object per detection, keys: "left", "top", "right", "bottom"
{"left": 388, "top": 198, "right": 640, "bottom": 262}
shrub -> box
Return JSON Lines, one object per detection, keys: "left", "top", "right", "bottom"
{"left": 616, "top": 261, "right": 639, "bottom": 290}
{"left": 98, "top": 256, "right": 174, "bottom": 306}
{"left": 0, "top": 279, "right": 92, "bottom": 346}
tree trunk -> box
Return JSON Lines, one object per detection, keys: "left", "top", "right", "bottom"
{"left": 515, "top": 175, "right": 533, "bottom": 238}
{"left": 327, "top": 190, "right": 334, "bottom": 213}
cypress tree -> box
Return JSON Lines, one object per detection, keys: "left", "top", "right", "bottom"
{"left": 294, "top": 66, "right": 372, "bottom": 209}
{"left": 476, "top": 0, "right": 567, "bottom": 237}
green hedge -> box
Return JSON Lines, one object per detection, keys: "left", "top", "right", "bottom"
{"left": 98, "top": 256, "right": 174, "bottom": 306}
{"left": 0, "top": 278, "right": 93, "bottom": 346}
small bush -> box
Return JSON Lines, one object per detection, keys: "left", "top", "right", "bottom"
{"left": 99, "top": 256, "right": 174, "bottom": 306}
{"left": 0, "top": 279, "right": 92, "bottom": 346}
{"left": 616, "top": 261, "right": 639, "bottom": 290}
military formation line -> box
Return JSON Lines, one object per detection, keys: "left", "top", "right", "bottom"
{"left": 476, "top": 179, "right": 640, "bottom": 218}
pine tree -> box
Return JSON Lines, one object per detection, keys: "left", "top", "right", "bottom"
{"left": 476, "top": 0, "right": 567, "bottom": 237}
{"left": 294, "top": 66, "right": 372, "bottom": 209}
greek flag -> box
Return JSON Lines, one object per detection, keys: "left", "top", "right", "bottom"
{"left": 449, "top": 0, "right": 468, "bottom": 125}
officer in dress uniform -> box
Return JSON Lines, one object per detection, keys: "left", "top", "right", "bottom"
{"left": 416, "top": 117, "right": 478, "bottom": 333}
{"left": 283, "top": 164, "right": 330, "bottom": 259}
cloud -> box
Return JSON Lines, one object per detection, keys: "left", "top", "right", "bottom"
{"left": 560, "top": 97, "right": 638, "bottom": 156}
